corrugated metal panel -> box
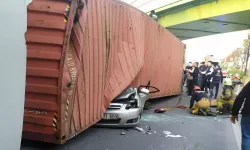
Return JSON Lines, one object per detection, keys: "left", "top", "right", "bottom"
{"left": 22, "top": 0, "right": 184, "bottom": 144}
{"left": 23, "top": 0, "right": 68, "bottom": 143}
{"left": 129, "top": 14, "right": 184, "bottom": 98}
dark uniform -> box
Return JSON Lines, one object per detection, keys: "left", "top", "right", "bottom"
{"left": 188, "top": 67, "right": 199, "bottom": 95}
{"left": 205, "top": 66, "right": 213, "bottom": 93}
{"left": 210, "top": 68, "right": 223, "bottom": 99}
{"left": 183, "top": 66, "right": 192, "bottom": 86}
{"left": 199, "top": 65, "right": 207, "bottom": 91}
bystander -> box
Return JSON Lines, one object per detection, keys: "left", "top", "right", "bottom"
{"left": 231, "top": 81, "right": 250, "bottom": 150}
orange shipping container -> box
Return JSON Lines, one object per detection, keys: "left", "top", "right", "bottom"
{"left": 23, "top": 0, "right": 185, "bottom": 144}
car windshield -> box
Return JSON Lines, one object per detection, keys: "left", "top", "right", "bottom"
{"left": 112, "top": 88, "right": 136, "bottom": 102}
{"left": 121, "top": 88, "right": 135, "bottom": 93}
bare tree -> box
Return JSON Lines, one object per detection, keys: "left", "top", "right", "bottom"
{"left": 243, "top": 34, "right": 250, "bottom": 75}
{"left": 235, "top": 48, "right": 246, "bottom": 71}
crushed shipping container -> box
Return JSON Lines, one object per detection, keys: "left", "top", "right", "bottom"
{"left": 23, "top": 0, "right": 185, "bottom": 144}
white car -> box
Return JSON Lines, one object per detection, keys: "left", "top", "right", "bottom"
{"left": 96, "top": 83, "right": 159, "bottom": 127}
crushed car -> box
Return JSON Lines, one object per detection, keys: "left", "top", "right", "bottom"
{"left": 96, "top": 82, "right": 159, "bottom": 127}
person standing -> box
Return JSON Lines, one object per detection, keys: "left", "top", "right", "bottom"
{"left": 204, "top": 61, "right": 213, "bottom": 93}
{"left": 187, "top": 62, "right": 199, "bottom": 96}
{"left": 231, "top": 81, "right": 250, "bottom": 150}
{"left": 184, "top": 62, "right": 193, "bottom": 88}
{"left": 199, "top": 62, "right": 207, "bottom": 91}
{"left": 209, "top": 64, "right": 223, "bottom": 99}
{"left": 149, "top": 10, "right": 158, "bottom": 22}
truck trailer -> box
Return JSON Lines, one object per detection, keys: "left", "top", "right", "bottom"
{"left": 23, "top": 0, "right": 185, "bottom": 144}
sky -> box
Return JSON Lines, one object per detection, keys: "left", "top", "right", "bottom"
{"left": 183, "top": 30, "right": 249, "bottom": 63}
{"left": 121, "top": 0, "right": 180, "bottom": 12}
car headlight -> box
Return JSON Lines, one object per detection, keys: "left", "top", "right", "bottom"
{"left": 125, "top": 99, "right": 137, "bottom": 110}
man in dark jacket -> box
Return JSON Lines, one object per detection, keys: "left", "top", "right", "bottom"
{"left": 183, "top": 62, "right": 193, "bottom": 88}
{"left": 231, "top": 81, "right": 250, "bottom": 150}
{"left": 209, "top": 64, "right": 223, "bottom": 99}
{"left": 187, "top": 62, "right": 199, "bottom": 96}
{"left": 149, "top": 10, "right": 158, "bottom": 21}
{"left": 201, "top": 61, "right": 213, "bottom": 93}
{"left": 199, "top": 62, "right": 207, "bottom": 91}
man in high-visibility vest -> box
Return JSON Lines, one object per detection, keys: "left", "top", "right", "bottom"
{"left": 216, "top": 78, "right": 235, "bottom": 115}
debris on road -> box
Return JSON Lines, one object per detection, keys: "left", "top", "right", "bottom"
{"left": 164, "top": 107, "right": 174, "bottom": 111}
{"left": 213, "top": 117, "right": 221, "bottom": 122}
{"left": 120, "top": 132, "right": 126, "bottom": 135}
{"left": 163, "top": 131, "right": 172, "bottom": 135}
{"left": 154, "top": 108, "right": 166, "bottom": 113}
{"left": 166, "top": 135, "right": 183, "bottom": 138}
{"left": 146, "top": 131, "right": 153, "bottom": 134}
{"left": 135, "top": 126, "right": 157, "bottom": 135}
{"left": 146, "top": 125, "right": 152, "bottom": 130}
{"left": 135, "top": 127, "right": 144, "bottom": 132}
{"left": 177, "top": 105, "right": 188, "bottom": 109}
{"left": 163, "top": 131, "right": 186, "bottom": 138}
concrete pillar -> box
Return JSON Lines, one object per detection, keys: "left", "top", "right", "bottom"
{"left": 0, "top": 0, "right": 30, "bottom": 149}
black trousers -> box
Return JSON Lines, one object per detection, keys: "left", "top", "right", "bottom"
{"left": 183, "top": 75, "right": 187, "bottom": 86}
{"left": 200, "top": 77, "right": 206, "bottom": 91}
{"left": 204, "top": 80, "right": 210, "bottom": 93}
{"left": 188, "top": 79, "right": 198, "bottom": 95}
{"left": 209, "top": 82, "right": 220, "bottom": 99}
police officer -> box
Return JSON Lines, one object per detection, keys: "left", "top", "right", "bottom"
{"left": 209, "top": 64, "right": 223, "bottom": 99}
{"left": 199, "top": 62, "right": 207, "bottom": 91}
{"left": 201, "top": 61, "right": 213, "bottom": 93}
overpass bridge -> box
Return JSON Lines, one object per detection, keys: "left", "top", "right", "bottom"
{"left": 153, "top": 0, "right": 250, "bottom": 40}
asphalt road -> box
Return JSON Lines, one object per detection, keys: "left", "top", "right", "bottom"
{"left": 21, "top": 89, "right": 238, "bottom": 150}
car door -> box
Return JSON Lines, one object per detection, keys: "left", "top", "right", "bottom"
{"left": 137, "top": 81, "right": 160, "bottom": 108}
